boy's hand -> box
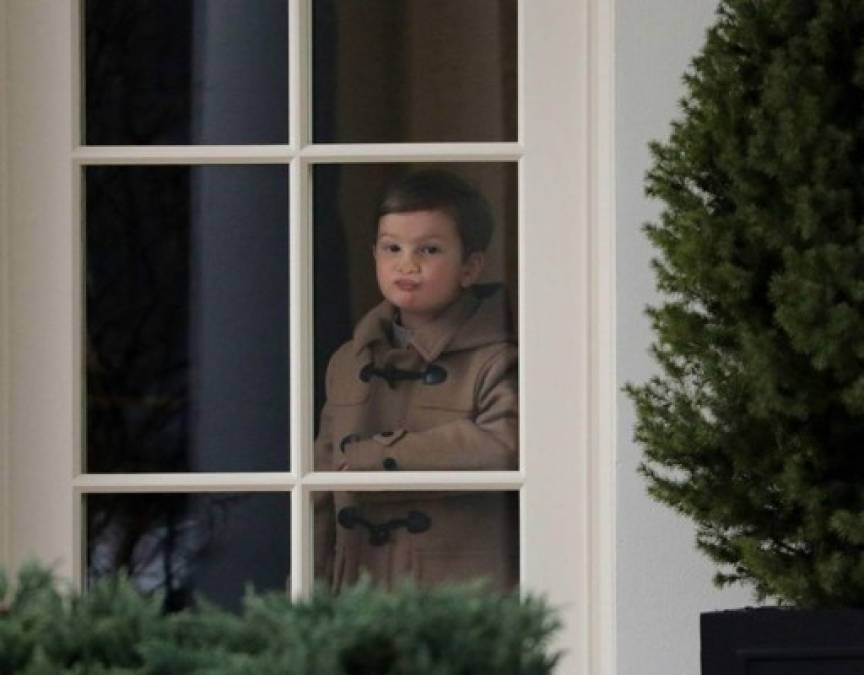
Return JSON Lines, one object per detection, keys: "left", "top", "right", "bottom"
{"left": 338, "top": 430, "right": 405, "bottom": 471}
{"left": 336, "top": 433, "right": 355, "bottom": 471}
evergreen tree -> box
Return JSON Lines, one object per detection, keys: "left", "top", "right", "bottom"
{"left": 626, "top": 0, "right": 864, "bottom": 607}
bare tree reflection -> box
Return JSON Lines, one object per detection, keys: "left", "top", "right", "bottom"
{"left": 84, "top": 2, "right": 294, "bottom": 609}
{"left": 86, "top": 0, "right": 192, "bottom": 145}
{"left": 85, "top": 0, "right": 199, "bottom": 607}
{"left": 87, "top": 165, "right": 192, "bottom": 474}
{"left": 86, "top": 164, "right": 203, "bottom": 609}
{"left": 88, "top": 494, "right": 245, "bottom": 612}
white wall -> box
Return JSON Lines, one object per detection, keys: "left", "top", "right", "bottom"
{"left": 615, "top": 1, "right": 756, "bottom": 673}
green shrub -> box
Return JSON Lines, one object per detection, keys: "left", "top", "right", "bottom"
{"left": 0, "top": 563, "right": 560, "bottom": 674}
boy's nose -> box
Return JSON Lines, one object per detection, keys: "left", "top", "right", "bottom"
{"left": 397, "top": 254, "right": 420, "bottom": 273}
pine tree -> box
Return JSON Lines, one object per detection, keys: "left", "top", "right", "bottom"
{"left": 626, "top": 0, "right": 864, "bottom": 607}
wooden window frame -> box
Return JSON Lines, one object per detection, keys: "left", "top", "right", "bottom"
{"left": 0, "top": 1, "right": 616, "bottom": 672}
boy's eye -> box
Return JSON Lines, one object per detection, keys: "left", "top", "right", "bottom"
{"left": 420, "top": 245, "right": 441, "bottom": 255}
{"left": 380, "top": 243, "right": 400, "bottom": 253}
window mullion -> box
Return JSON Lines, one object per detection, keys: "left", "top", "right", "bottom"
{"left": 290, "top": 0, "right": 313, "bottom": 596}
{"left": 299, "top": 143, "right": 524, "bottom": 163}
{"left": 291, "top": 483, "right": 312, "bottom": 599}
{"left": 301, "top": 472, "right": 524, "bottom": 492}
{"left": 73, "top": 473, "right": 300, "bottom": 492}
{"left": 290, "top": 156, "right": 313, "bottom": 473}
{"left": 71, "top": 146, "right": 295, "bottom": 165}
{"left": 290, "top": 0, "right": 311, "bottom": 150}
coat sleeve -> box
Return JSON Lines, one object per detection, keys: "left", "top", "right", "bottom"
{"left": 338, "top": 344, "right": 518, "bottom": 471}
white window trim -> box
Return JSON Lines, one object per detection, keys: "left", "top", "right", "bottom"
{"left": 0, "top": 1, "right": 616, "bottom": 673}
{"left": 588, "top": 2, "right": 617, "bottom": 674}
{"left": 0, "top": 0, "right": 11, "bottom": 576}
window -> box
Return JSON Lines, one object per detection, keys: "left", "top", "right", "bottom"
{"left": 0, "top": 1, "right": 615, "bottom": 672}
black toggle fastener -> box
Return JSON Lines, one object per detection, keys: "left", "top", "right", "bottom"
{"left": 422, "top": 364, "right": 447, "bottom": 385}
{"left": 337, "top": 507, "right": 431, "bottom": 546}
{"left": 358, "top": 363, "right": 447, "bottom": 387}
{"left": 402, "top": 510, "right": 432, "bottom": 533}
{"left": 340, "top": 433, "right": 361, "bottom": 452}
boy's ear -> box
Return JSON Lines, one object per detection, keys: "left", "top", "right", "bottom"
{"left": 460, "top": 252, "right": 485, "bottom": 288}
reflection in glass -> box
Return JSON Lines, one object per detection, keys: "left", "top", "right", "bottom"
{"left": 87, "top": 492, "right": 291, "bottom": 612}
{"left": 85, "top": 0, "right": 288, "bottom": 145}
{"left": 315, "top": 491, "right": 518, "bottom": 592}
{"left": 313, "top": 0, "right": 517, "bottom": 143}
{"left": 312, "top": 164, "right": 518, "bottom": 468}
{"left": 85, "top": 165, "right": 290, "bottom": 473}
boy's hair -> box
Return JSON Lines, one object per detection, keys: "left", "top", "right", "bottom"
{"left": 376, "top": 170, "right": 495, "bottom": 256}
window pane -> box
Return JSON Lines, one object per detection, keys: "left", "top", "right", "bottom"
{"left": 85, "top": 165, "right": 290, "bottom": 473}
{"left": 313, "top": 164, "right": 518, "bottom": 471}
{"left": 313, "top": 0, "right": 518, "bottom": 143}
{"left": 85, "top": 0, "right": 288, "bottom": 145}
{"left": 87, "top": 492, "right": 291, "bottom": 612}
{"left": 315, "top": 491, "right": 518, "bottom": 592}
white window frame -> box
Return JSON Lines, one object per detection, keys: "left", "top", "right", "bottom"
{"left": 0, "top": 1, "right": 616, "bottom": 673}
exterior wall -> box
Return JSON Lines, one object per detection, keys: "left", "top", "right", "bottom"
{"left": 615, "top": 1, "right": 757, "bottom": 673}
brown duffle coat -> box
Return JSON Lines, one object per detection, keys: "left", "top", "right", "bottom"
{"left": 314, "top": 284, "right": 518, "bottom": 591}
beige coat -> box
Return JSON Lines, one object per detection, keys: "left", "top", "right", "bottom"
{"left": 314, "top": 284, "right": 518, "bottom": 590}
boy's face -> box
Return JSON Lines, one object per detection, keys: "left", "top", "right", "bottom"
{"left": 374, "top": 209, "right": 484, "bottom": 329}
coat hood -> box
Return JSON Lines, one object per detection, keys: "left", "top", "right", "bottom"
{"left": 352, "top": 283, "right": 515, "bottom": 363}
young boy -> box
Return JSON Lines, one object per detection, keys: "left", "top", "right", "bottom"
{"left": 314, "top": 170, "right": 518, "bottom": 591}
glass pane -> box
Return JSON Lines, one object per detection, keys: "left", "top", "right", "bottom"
{"left": 313, "top": 164, "right": 518, "bottom": 471}
{"left": 85, "top": 165, "right": 290, "bottom": 473}
{"left": 85, "top": 0, "right": 288, "bottom": 145}
{"left": 87, "top": 492, "right": 291, "bottom": 612}
{"left": 313, "top": 0, "right": 518, "bottom": 143}
{"left": 315, "top": 491, "right": 518, "bottom": 592}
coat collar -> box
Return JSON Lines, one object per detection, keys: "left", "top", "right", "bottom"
{"left": 352, "top": 283, "right": 515, "bottom": 363}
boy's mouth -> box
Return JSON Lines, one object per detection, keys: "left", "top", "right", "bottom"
{"left": 395, "top": 280, "right": 420, "bottom": 291}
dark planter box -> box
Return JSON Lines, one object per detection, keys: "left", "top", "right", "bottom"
{"left": 702, "top": 608, "right": 864, "bottom": 674}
